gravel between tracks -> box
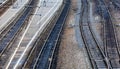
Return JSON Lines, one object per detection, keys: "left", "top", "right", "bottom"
{"left": 56, "top": 0, "right": 90, "bottom": 69}
{"left": 108, "top": 3, "right": 120, "bottom": 52}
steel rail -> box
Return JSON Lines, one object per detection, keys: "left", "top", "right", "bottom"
{"left": 48, "top": 3, "right": 70, "bottom": 69}
{"left": 79, "top": 0, "right": 111, "bottom": 68}
{"left": 0, "top": 3, "right": 27, "bottom": 42}
{"left": 33, "top": 1, "right": 64, "bottom": 68}
{"left": 33, "top": 0, "right": 70, "bottom": 69}
{"left": 0, "top": 0, "right": 36, "bottom": 57}
{"left": 22, "top": 6, "right": 63, "bottom": 68}
{"left": 95, "top": 0, "right": 120, "bottom": 68}
{"left": 110, "top": 0, "right": 120, "bottom": 9}
{"left": 79, "top": 1, "right": 96, "bottom": 68}
{"left": 0, "top": 0, "right": 16, "bottom": 16}
{"left": 0, "top": 0, "right": 8, "bottom": 7}
{"left": 102, "top": 0, "right": 120, "bottom": 63}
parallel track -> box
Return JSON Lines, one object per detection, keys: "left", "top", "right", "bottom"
{"left": 80, "top": 0, "right": 111, "bottom": 68}
{"left": 0, "top": 0, "right": 16, "bottom": 16}
{"left": 110, "top": 0, "right": 120, "bottom": 9}
{"left": 22, "top": 3, "right": 64, "bottom": 68}
{"left": 33, "top": 0, "right": 70, "bottom": 69}
{"left": 0, "top": 0, "right": 36, "bottom": 57}
{"left": 95, "top": 0, "right": 120, "bottom": 68}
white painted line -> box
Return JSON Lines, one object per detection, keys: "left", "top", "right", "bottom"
{"left": 36, "top": 0, "right": 59, "bottom": 25}
{"left": 0, "top": 0, "right": 8, "bottom": 6}
{"left": 13, "top": 0, "right": 62, "bottom": 68}
{"left": 5, "top": 0, "right": 62, "bottom": 68}
{"left": 0, "top": 0, "right": 29, "bottom": 32}
{"left": 33, "top": 0, "right": 63, "bottom": 67}
{"left": 5, "top": 0, "right": 42, "bottom": 68}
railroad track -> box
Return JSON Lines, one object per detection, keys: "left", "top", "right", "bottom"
{"left": 0, "top": 0, "right": 36, "bottom": 58}
{"left": 109, "top": 0, "right": 120, "bottom": 9}
{"left": 95, "top": 0, "right": 120, "bottom": 68}
{"left": 0, "top": 0, "right": 8, "bottom": 6}
{"left": 0, "top": 0, "right": 16, "bottom": 16}
{"left": 79, "top": 0, "right": 113, "bottom": 68}
{"left": 32, "top": 0, "right": 70, "bottom": 69}
{"left": 22, "top": 2, "right": 64, "bottom": 68}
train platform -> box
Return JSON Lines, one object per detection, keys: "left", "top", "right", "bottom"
{"left": 0, "top": 0, "right": 29, "bottom": 32}
{"left": 4, "top": 0, "right": 63, "bottom": 68}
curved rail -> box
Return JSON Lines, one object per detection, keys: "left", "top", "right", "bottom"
{"left": 0, "top": 0, "right": 36, "bottom": 57}
{"left": 33, "top": 0, "right": 70, "bottom": 69}
{"left": 79, "top": 0, "right": 111, "bottom": 68}
{"left": 95, "top": 0, "right": 120, "bottom": 68}
{"left": 22, "top": 8, "right": 62, "bottom": 69}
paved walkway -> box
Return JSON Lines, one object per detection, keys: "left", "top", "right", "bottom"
{"left": 0, "top": 0, "right": 29, "bottom": 32}
{"left": 5, "top": 0, "right": 63, "bottom": 68}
